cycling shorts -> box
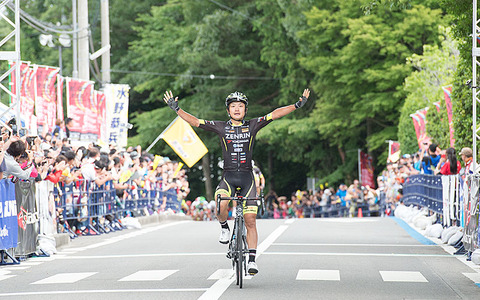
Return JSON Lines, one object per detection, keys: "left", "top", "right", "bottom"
{"left": 214, "top": 171, "right": 258, "bottom": 214}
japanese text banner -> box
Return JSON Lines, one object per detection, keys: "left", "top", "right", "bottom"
{"left": 104, "top": 84, "right": 129, "bottom": 147}
{"left": 161, "top": 117, "right": 208, "bottom": 168}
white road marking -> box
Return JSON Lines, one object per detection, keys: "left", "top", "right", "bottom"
{"left": 273, "top": 243, "right": 437, "bottom": 247}
{"left": 263, "top": 252, "right": 453, "bottom": 258}
{"left": 296, "top": 270, "right": 340, "bottom": 281}
{"left": 31, "top": 272, "right": 97, "bottom": 284}
{"left": 57, "top": 252, "right": 224, "bottom": 259}
{"left": 199, "top": 225, "right": 289, "bottom": 300}
{"left": 0, "top": 288, "right": 208, "bottom": 297}
{"left": 463, "top": 272, "right": 480, "bottom": 283}
{"left": 380, "top": 271, "right": 428, "bottom": 282}
{"left": 118, "top": 270, "right": 178, "bottom": 282}
{"left": 208, "top": 269, "right": 234, "bottom": 280}
{"left": 17, "top": 262, "right": 44, "bottom": 266}
{"left": 0, "top": 266, "right": 30, "bottom": 271}
{"left": 318, "top": 218, "right": 378, "bottom": 223}
{"left": 0, "top": 275, "right": 15, "bottom": 282}
{"left": 285, "top": 219, "right": 295, "bottom": 224}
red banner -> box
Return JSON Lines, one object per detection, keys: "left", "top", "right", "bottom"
{"left": 57, "top": 75, "right": 64, "bottom": 121}
{"left": 67, "top": 78, "right": 96, "bottom": 142}
{"left": 442, "top": 86, "right": 455, "bottom": 147}
{"left": 411, "top": 109, "right": 430, "bottom": 149}
{"left": 360, "top": 151, "right": 375, "bottom": 188}
{"left": 96, "top": 91, "right": 107, "bottom": 142}
{"left": 35, "top": 66, "right": 59, "bottom": 132}
{"left": 11, "top": 62, "right": 35, "bottom": 130}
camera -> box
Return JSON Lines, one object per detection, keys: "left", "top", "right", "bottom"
{"left": 26, "top": 136, "right": 36, "bottom": 147}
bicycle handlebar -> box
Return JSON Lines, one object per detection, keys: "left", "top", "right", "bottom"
{"left": 216, "top": 192, "right": 265, "bottom": 216}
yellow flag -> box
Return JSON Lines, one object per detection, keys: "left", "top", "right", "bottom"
{"left": 173, "top": 162, "right": 184, "bottom": 177}
{"left": 161, "top": 117, "right": 208, "bottom": 168}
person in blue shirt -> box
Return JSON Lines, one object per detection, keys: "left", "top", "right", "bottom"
{"left": 422, "top": 143, "right": 441, "bottom": 175}
{"left": 336, "top": 183, "right": 347, "bottom": 206}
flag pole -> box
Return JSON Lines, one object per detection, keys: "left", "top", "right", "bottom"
{"left": 146, "top": 116, "right": 179, "bottom": 152}
{"left": 358, "top": 149, "right": 362, "bottom": 184}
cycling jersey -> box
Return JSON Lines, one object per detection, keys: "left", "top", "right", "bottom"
{"left": 198, "top": 114, "right": 273, "bottom": 172}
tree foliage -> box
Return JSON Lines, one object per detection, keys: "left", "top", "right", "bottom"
{"left": 399, "top": 26, "right": 459, "bottom": 153}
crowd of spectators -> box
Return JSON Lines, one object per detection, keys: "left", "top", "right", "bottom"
{"left": 0, "top": 118, "right": 191, "bottom": 234}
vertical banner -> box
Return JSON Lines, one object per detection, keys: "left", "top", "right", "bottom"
{"left": 463, "top": 177, "right": 479, "bottom": 253}
{"left": 57, "top": 75, "right": 64, "bottom": 121}
{"left": 10, "top": 62, "right": 34, "bottom": 130}
{"left": 359, "top": 150, "right": 375, "bottom": 188}
{"left": 104, "top": 84, "right": 130, "bottom": 147}
{"left": 433, "top": 101, "right": 441, "bottom": 113}
{"left": 96, "top": 91, "right": 107, "bottom": 143}
{"left": 24, "top": 65, "right": 37, "bottom": 132}
{"left": 410, "top": 108, "right": 430, "bottom": 149}
{"left": 160, "top": 117, "right": 209, "bottom": 168}
{"left": 410, "top": 113, "right": 422, "bottom": 149}
{"left": 15, "top": 181, "right": 38, "bottom": 256}
{"left": 0, "top": 180, "right": 18, "bottom": 250}
{"left": 387, "top": 140, "right": 400, "bottom": 163}
{"left": 442, "top": 85, "right": 455, "bottom": 147}
{"left": 35, "top": 66, "right": 60, "bottom": 134}
{"left": 66, "top": 78, "right": 96, "bottom": 143}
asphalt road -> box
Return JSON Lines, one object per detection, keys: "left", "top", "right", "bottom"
{"left": 1, "top": 217, "right": 479, "bottom": 300}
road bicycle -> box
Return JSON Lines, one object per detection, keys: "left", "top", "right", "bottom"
{"left": 216, "top": 188, "right": 264, "bottom": 289}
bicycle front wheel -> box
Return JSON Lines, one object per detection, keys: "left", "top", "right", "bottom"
{"left": 236, "top": 217, "right": 244, "bottom": 288}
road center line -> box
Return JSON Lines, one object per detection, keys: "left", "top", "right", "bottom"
{"left": 0, "top": 288, "right": 207, "bottom": 297}
{"left": 263, "top": 252, "right": 454, "bottom": 258}
{"left": 198, "top": 225, "right": 289, "bottom": 300}
{"left": 273, "top": 243, "right": 438, "bottom": 247}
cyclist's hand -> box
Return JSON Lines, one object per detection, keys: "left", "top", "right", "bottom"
{"left": 294, "top": 88, "right": 310, "bottom": 109}
{"left": 163, "top": 90, "right": 180, "bottom": 112}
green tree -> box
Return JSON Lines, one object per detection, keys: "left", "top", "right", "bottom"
{"left": 399, "top": 26, "right": 458, "bottom": 154}
{"left": 297, "top": 1, "right": 445, "bottom": 177}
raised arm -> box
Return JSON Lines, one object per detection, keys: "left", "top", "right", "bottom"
{"left": 163, "top": 90, "right": 200, "bottom": 127}
{"left": 271, "top": 89, "right": 310, "bottom": 120}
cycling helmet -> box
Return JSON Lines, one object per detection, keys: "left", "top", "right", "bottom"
{"left": 225, "top": 91, "right": 248, "bottom": 107}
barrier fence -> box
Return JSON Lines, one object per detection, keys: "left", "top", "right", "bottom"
{"left": 0, "top": 178, "right": 180, "bottom": 265}
{"left": 403, "top": 174, "right": 480, "bottom": 253}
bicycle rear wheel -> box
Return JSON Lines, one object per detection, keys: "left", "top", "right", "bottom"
{"left": 236, "top": 217, "right": 244, "bottom": 288}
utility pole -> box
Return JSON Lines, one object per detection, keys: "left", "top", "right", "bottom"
{"left": 101, "top": 0, "right": 111, "bottom": 83}
{"left": 72, "top": 0, "right": 78, "bottom": 78}
{"left": 78, "top": 0, "right": 89, "bottom": 80}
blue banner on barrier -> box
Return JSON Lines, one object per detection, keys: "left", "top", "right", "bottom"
{"left": 0, "top": 180, "right": 18, "bottom": 250}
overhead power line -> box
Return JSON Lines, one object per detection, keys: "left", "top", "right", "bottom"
{"left": 109, "top": 69, "right": 279, "bottom": 81}
{"left": 6, "top": 1, "right": 87, "bottom": 35}
{"left": 205, "top": 0, "right": 276, "bottom": 30}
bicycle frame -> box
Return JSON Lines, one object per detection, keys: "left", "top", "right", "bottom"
{"left": 216, "top": 190, "right": 265, "bottom": 288}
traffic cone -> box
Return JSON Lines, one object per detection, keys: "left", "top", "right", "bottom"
{"left": 358, "top": 208, "right": 363, "bottom": 218}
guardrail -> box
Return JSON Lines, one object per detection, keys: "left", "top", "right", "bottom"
{"left": 402, "top": 174, "right": 480, "bottom": 254}
{"left": 0, "top": 178, "right": 181, "bottom": 264}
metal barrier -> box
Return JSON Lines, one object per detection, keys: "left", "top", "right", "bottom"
{"left": 402, "top": 174, "right": 444, "bottom": 214}
{"left": 54, "top": 179, "right": 180, "bottom": 237}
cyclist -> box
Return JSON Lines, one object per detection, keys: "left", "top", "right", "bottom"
{"left": 163, "top": 88, "right": 310, "bottom": 275}
{"left": 252, "top": 160, "right": 265, "bottom": 197}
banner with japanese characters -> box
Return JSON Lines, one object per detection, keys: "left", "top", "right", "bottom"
{"left": 66, "top": 78, "right": 97, "bottom": 143}
{"left": 104, "top": 84, "right": 130, "bottom": 147}
{"left": 96, "top": 90, "right": 107, "bottom": 143}
{"left": 35, "top": 66, "right": 59, "bottom": 134}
